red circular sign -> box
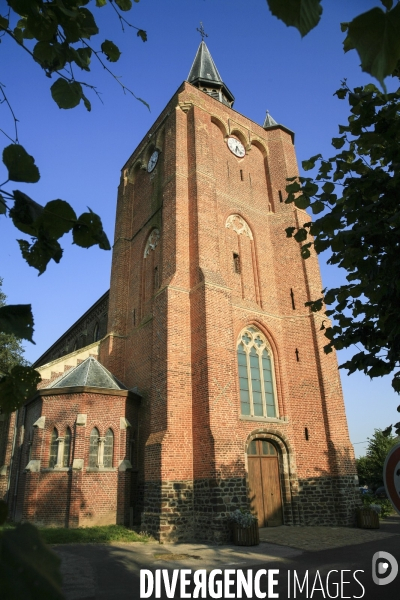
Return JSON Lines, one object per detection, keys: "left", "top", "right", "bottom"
{"left": 383, "top": 442, "right": 400, "bottom": 515}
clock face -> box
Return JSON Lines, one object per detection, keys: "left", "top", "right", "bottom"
{"left": 147, "top": 150, "right": 159, "bottom": 173}
{"left": 227, "top": 137, "right": 245, "bottom": 158}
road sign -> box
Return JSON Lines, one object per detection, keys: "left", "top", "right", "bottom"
{"left": 383, "top": 442, "right": 400, "bottom": 515}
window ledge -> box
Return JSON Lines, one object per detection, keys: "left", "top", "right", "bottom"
{"left": 86, "top": 467, "right": 116, "bottom": 472}
{"left": 240, "top": 415, "right": 289, "bottom": 424}
{"left": 42, "top": 467, "right": 71, "bottom": 472}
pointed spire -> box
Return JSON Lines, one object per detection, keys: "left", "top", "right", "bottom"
{"left": 263, "top": 110, "right": 295, "bottom": 143}
{"left": 263, "top": 110, "right": 278, "bottom": 129}
{"left": 187, "top": 40, "right": 235, "bottom": 107}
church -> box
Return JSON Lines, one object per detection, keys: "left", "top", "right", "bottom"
{"left": 0, "top": 39, "right": 359, "bottom": 542}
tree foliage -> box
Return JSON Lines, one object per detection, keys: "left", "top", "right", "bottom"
{"left": 285, "top": 82, "right": 400, "bottom": 394}
{"left": 0, "top": 0, "right": 147, "bottom": 414}
{"left": 0, "top": 279, "right": 28, "bottom": 375}
{"left": 266, "top": 0, "right": 400, "bottom": 90}
{"left": 356, "top": 429, "right": 398, "bottom": 488}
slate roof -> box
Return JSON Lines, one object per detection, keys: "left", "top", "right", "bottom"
{"left": 187, "top": 41, "right": 235, "bottom": 106}
{"left": 263, "top": 111, "right": 278, "bottom": 128}
{"left": 46, "top": 356, "right": 127, "bottom": 390}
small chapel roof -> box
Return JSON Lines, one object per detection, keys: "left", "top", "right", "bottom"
{"left": 187, "top": 40, "right": 235, "bottom": 107}
{"left": 46, "top": 356, "right": 127, "bottom": 390}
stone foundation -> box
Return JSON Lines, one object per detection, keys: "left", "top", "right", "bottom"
{"left": 298, "top": 475, "right": 361, "bottom": 526}
{"left": 139, "top": 474, "right": 360, "bottom": 542}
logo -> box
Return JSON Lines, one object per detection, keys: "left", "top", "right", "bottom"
{"left": 372, "top": 551, "right": 398, "bottom": 585}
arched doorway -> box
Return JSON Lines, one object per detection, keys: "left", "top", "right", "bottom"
{"left": 247, "top": 439, "right": 283, "bottom": 527}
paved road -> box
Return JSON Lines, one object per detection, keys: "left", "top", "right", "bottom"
{"left": 53, "top": 517, "right": 400, "bottom": 600}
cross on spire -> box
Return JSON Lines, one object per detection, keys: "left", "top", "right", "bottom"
{"left": 196, "top": 22, "right": 208, "bottom": 41}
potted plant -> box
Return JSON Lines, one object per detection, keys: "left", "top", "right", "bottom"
{"left": 229, "top": 509, "right": 259, "bottom": 546}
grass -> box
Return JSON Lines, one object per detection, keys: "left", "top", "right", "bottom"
{"left": 0, "top": 523, "right": 152, "bottom": 544}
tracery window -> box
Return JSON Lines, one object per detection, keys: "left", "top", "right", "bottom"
{"left": 89, "top": 427, "right": 99, "bottom": 467}
{"left": 49, "top": 428, "right": 58, "bottom": 468}
{"left": 103, "top": 429, "right": 114, "bottom": 468}
{"left": 63, "top": 427, "right": 71, "bottom": 467}
{"left": 237, "top": 326, "right": 277, "bottom": 418}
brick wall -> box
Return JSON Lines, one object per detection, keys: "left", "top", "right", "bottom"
{"left": 5, "top": 388, "right": 140, "bottom": 528}
{"left": 101, "top": 81, "right": 359, "bottom": 541}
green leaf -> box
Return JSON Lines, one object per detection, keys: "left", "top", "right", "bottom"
{"left": 115, "top": 0, "right": 132, "bottom": 10}
{"left": 334, "top": 87, "right": 348, "bottom": 100}
{"left": 381, "top": 0, "right": 393, "bottom": 10}
{"left": 75, "top": 47, "right": 92, "bottom": 70}
{"left": 0, "top": 15, "right": 9, "bottom": 29}
{"left": 51, "top": 78, "right": 83, "bottom": 109}
{"left": 332, "top": 136, "right": 346, "bottom": 149}
{"left": 9, "top": 190, "right": 43, "bottom": 236}
{"left": 302, "top": 154, "right": 322, "bottom": 171}
{"left": 322, "top": 182, "right": 335, "bottom": 194}
{"left": 96, "top": 0, "right": 107, "bottom": 5}
{"left": 0, "top": 366, "right": 40, "bottom": 412}
{"left": 73, "top": 210, "right": 111, "bottom": 250}
{"left": 101, "top": 40, "right": 121, "bottom": 62}
{"left": 76, "top": 8, "right": 99, "bottom": 38}
{"left": 343, "top": 5, "right": 400, "bottom": 87}
{"left": 302, "top": 180, "right": 319, "bottom": 196}
{"left": 0, "top": 194, "right": 6, "bottom": 215}
{"left": 18, "top": 238, "right": 63, "bottom": 275}
{"left": 3, "top": 145, "right": 40, "bottom": 183}
{"left": 294, "top": 228, "right": 308, "bottom": 242}
{"left": 286, "top": 181, "right": 301, "bottom": 193}
{"left": 392, "top": 374, "right": 400, "bottom": 393}
{"left": 137, "top": 29, "right": 147, "bottom": 42}
{"left": 285, "top": 226, "right": 296, "bottom": 238}
{"left": 33, "top": 41, "right": 66, "bottom": 72}
{"left": 38, "top": 199, "right": 77, "bottom": 239}
{"left": 82, "top": 93, "right": 91, "bottom": 112}
{"left": 311, "top": 200, "right": 325, "bottom": 214}
{"left": 26, "top": 11, "right": 58, "bottom": 41}
{"left": 8, "top": 0, "right": 36, "bottom": 17}
{"left": 0, "top": 523, "right": 63, "bottom": 599}
{"left": 0, "top": 304, "right": 34, "bottom": 342}
{"left": 294, "top": 195, "right": 310, "bottom": 209}
{"left": 266, "top": 0, "right": 322, "bottom": 37}
{"left": 13, "top": 26, "right": 23, "bottom": 43}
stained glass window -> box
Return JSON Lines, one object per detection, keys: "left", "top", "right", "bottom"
{"left": 237, "top": 326, "right": 277, "bottom": 419}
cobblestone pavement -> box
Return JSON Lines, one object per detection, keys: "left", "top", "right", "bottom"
{"left": 258, "top": 523, "right": 398, "bottom": 551}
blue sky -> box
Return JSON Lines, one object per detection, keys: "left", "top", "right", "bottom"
{"left": 1, "top": 0, "right": 398, "bottom": 457}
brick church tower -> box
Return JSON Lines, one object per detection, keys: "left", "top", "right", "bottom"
{"left": 98, "top": 40, "right": 359, "bottom": 541}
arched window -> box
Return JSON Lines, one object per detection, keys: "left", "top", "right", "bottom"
{"left": 63, "top": 427, "right": 72, "bottom": 467}
{"left": 237, "top": 326, "right": 277, "bottom": 418}
{"left": 93, "top": 322, "right": 100, "bottom": 342}
{"left": 103, "top": 428, "right": 114, "bottom": 468}
{"left": 49, "top": 428, "right": 58, "bottom": 468}
{"left": 89, "top": 427, "right": 99, "bottom": 468}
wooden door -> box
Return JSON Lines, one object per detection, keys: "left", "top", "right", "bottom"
{"left": 248, "top": 439, "right": 283, "bottom": 527}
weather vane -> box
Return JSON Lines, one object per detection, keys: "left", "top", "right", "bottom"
{"left": 197, "top": 22, "right": 208, "bottom": 41}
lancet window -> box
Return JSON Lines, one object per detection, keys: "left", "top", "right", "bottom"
{"left": 237, "top": 326, "right": 277, "bottom": 418}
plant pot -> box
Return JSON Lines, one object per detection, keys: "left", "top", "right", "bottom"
{"left": 232, "top": 522, "right": 260, "bottom": 546}
{"left": 356, "top": 507, "right": 380, "bottom": 529}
